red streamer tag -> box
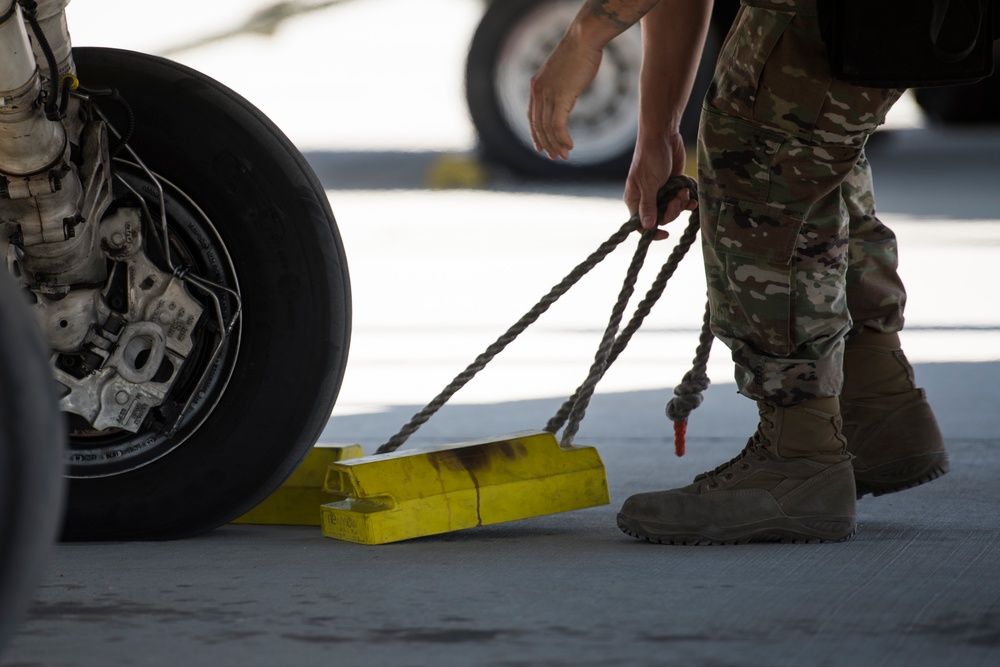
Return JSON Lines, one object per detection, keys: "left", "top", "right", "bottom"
{"left": 673, "top": 420, "right": 687, "bottom": 457}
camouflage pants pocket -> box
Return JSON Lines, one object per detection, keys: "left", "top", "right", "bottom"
{"left": 704, "top": 197, "right": 849, "bottom": 404}
{"left": 706, "top": 198, "right": 801, "bottom": 360}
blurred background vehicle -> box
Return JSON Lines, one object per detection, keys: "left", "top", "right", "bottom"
{"left": 465, "top": 0, "right": 740, "bottom": 178}
{"left": 465, "top": 0, "right": 999, "bottom": 179}
{"left": 144, "top": 0, "right": 1000, "bottom": 180}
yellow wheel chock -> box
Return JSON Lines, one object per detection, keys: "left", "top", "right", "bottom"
{"left": 233, "top": 443, "right": 364, "bottom": 526}
{"left": 236, "top": 178, "right": 712, "bottom": 546}
{"left": 425, "top": 153, "right": 489, "bottom": 189}
{"left": 320, "top": 431, "right": 609, "bottom": 545}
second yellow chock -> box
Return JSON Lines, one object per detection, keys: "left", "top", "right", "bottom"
{"left": 234, "top": 443, "right": 364, "bottom": 526}
{"left": 320, "top": 430, "right": 609, "bottom": 545}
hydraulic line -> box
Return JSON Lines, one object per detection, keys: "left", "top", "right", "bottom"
{"left": 0, "top": 0, "right": 65, "bottom": 174}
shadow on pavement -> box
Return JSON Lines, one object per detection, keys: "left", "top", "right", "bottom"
{"left": 306, "top": 127, "right": 1000, "bottom": 219}
{"left": 323, "top": 360, "right": 999, "bottom": 450}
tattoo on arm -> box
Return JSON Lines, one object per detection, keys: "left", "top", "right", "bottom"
{"left": 583, "top": 0, "right": 661, "bottom": 30}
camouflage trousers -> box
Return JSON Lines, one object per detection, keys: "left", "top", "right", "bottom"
{"left": 696, "top": 1, "right": 908, "bottom": 405}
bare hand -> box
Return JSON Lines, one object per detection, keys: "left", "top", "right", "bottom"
{"left": 528, "top": 34, "right": 603, "bottom": 160}
{"left": 624, "top": 129, "right": 697, "bottom": 240}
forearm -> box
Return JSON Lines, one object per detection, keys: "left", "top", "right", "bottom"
{"left": 568, "top": 0, "right": 664, "bottom": 50}
{"left": 637, "top": 0, "right": 714, "bottom": 137}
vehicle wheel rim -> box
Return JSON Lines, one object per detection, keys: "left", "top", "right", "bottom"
{"left": 64, "top": 162, "right": 241, "bottom": 478}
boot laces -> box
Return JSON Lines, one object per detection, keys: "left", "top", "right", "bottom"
{"left": 693, "top": 407, "right": 774, "bottom": 483}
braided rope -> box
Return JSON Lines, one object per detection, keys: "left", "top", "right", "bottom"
{"left": 545, "top": 204, "right": 703, "bottom": 437}
{"left": 665, "top": 301, "right": 715, "bottom": 455}
{"left": 375, "top": 217, "right": 639, "bottom": 454}
{"left": 376, "top": 175, "right": 711, "bottom": 455}
{"left": 557, "top": 228, "right": 654, "bottom": 446}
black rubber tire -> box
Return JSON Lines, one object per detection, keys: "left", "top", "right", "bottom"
{"left": 62, "top": 48, "right": 351, "bottom": 540}
{"left": 465, "top": 0, "right": 731, "bottom": 180}
{"left": 0, "top": 273, "right": 66, "bottom": 653}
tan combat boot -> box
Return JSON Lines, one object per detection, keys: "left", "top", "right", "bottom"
{"left": 841, "top": 331, "right": 949, "bottom": 498}
{"left": 617, "top": 398, "right": 857, "bottom": 545}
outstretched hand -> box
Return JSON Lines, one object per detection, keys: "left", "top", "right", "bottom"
{"left": 528, "top": 33, "right": 603, "bottom": 160}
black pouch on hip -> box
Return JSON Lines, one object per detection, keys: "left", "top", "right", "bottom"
{"left": 818, "top": 0, "right": 998, "bottom": 87}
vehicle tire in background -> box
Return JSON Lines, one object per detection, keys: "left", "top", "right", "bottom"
{"left": 0, "top": 272, "right": 66, "bottom": 655}
{"left": 465, "top": 0, "right": 734, "bottom": 180}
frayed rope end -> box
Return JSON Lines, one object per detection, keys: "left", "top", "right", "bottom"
{"left": 666, "top": 369, "right": 710, "bottom": 458}
{"left": 673, "top": 420, "right": 687, "bottom": 457}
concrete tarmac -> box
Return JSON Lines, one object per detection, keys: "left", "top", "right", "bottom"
{"left": 4, "top": 2, "right": 999, "bottom": 665}
{"left": 3, "top": 126, "right": 999, "bottom": 667}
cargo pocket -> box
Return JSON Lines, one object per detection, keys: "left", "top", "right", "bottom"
{"left": 713, "top": 199, "right": 803, "bottom": 265}
{"left": 706, "top": 199, "right": 804, "bottom": 358}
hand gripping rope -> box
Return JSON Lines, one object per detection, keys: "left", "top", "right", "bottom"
{"left": 376, "top": 175, "right": 714, "bottom": 457}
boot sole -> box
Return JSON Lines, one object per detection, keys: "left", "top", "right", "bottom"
{"left": 616, "top": 514, "right": 857, "bottom": 546}
{"left": 854, "top": 452, "right": 950, "bottom": 499}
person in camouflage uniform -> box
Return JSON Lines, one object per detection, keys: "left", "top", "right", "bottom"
{"left": 529, "top": 0, "right": 949, "bottom": 544}
{"left": 699, "top": 1, "right": 904, "bottom": 405}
